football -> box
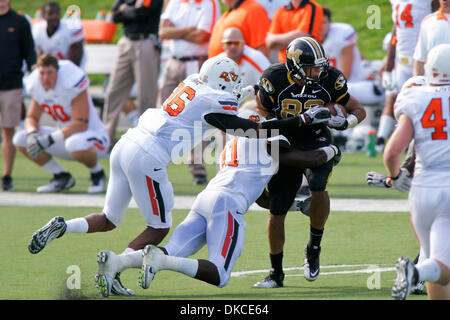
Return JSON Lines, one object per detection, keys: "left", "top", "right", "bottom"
{"left": 325, "top": 103, "right": 348, "bottom": 117}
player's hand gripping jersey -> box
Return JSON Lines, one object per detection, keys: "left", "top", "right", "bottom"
{"left": 25, "top": 60, "right": 105, "bottom": 131}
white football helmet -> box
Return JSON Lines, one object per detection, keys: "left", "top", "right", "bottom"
{"left": 425, "top": 44, "right": 450, "bottom": 85}
{"left": 345, "top": 124, "right": 376, "bottom": 153}
{"left": 199, "top": 56, "right": 242, "bottom": 97}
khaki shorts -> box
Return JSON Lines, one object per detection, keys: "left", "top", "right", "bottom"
{"left": 0, "top": 88, "right": 22, "bottom": 128}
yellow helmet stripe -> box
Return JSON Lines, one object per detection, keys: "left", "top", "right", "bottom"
{"left": 303, "top": 37, "right": 324, "bottom": 60}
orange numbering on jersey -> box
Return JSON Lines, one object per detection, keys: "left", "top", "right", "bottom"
{"left": 421, "top": 98, "right": 448, "bottom": 140}
{"left": 163, "top": 83, "right": 196, "bottom": 116}
{"left": 221, "top": 137, "right": 239, "bottom": 168}
{"left": 396, "top": 3, "right": 414, "bottom": 28}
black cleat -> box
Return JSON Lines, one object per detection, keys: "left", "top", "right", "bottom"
{"left": 304, "top": 245, "right": 321, "bottom": 281}
{"left": 253, "top": 270, "right": 284, "bottom": 288}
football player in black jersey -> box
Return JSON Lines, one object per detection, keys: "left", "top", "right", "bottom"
{"left": 253, "top": 37, "right": 366, "bottom": 288}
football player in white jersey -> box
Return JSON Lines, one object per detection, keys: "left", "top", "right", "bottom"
{"left": 413, "top": 0, "right": 450, "bottom": 76}
{"left": 321, "top": 7, "right": 384, "bottom": 106}
{"left": 13, "top": 54, "right": 109, "bottom": 194}
{"left": 27, "top": 56, "right": 331, "bottom": 297}
{"left": 32, "top": 2, "right": 85, "bottom": 68}
{"left": 376, "top": 0, "right": 438, "bottom": 152}
{"left": 385, "top": 44, "right": 450, "bottom": 300}
{"left": 86, "top": 109, "right": 339, "bottom": 293}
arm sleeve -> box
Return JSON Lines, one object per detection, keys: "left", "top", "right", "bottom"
{"left": 204, "top": 113, "right": 301, "bottom": 137}
{"left": 21, "top": 19, "right": 37, "bottom": 71}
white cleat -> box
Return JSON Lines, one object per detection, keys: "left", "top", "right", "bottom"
{"left": 95, "top": 250, "right": 122, "bottom": 297}
{"left": 111, "top": 273, "right": 135, "bottom": 296}
{"left": 28, "top": 216, "right": 67, "bottom": 254}
{"left": 37, "top": 173, "right": 75, "bottom": 193}
{"left": 139, "top": 245, "right": 165, "bottom": 289}
{"left": 392, "top": 257, "right": 416, "bottom": 300}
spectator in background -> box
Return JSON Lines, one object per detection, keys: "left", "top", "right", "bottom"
{"left": 208, "top": 0, "right": 270, "bottom": 59}
{"left": 103, "top": 0, "right": 164, "bottom": 145}
{"left": 0, "top": 0, "right": 36, "bottom": 191}
{"left": 267, "top": 0, "right": 323, "bottom": 63}
{"left": 32, "top": 2, "right": 85, "bottom": 68}
{"left": 218, "top": 27, "right": 270, "bottom": 107}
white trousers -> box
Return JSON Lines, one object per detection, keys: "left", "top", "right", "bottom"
{"left": 409, "top": 185, "right": 450, "bottom": 268}
{"left": 164, "top": 189, "right": 247, "bottom": 287}
{"left": 103, "top": 136, "right": 174, "bottom": 229}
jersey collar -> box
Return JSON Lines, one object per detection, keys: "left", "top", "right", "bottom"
{"left": 228, "top": 0, "right": 245, "bottom": 11}
{"left": 437, "top": 8, "right": 449, "bottom": 21}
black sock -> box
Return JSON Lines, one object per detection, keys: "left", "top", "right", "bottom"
{"left": 309, "top": 225, "right": 324, "bottom": 249}
{"left": 270, "top": 252, "right": 284, "bottom": 275}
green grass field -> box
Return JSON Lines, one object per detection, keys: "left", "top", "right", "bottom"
{"left": 1, "top": 152, "right": 420, "bottom": 300}
{"left": 2, "top": 0, "right": 424, "bottom": 303}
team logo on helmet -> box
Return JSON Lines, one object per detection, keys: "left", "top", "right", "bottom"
{"left": 335, "top": 74, "right": 346, "bottom": 90}
{"left": 261, "top": 78, "right": 274, "bottom": 94}
{"left": 286, "top": 46, "right": 302, "bottom": 64}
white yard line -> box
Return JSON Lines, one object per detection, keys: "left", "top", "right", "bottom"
{"left": 231, "top": 264, "right": 396, "bottom": 278}
{"left": 0, "top": 192, "right": 410, "bottom": 212}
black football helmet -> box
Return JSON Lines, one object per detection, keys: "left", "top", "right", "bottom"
{"left": 285, "top": 37, "right": 329, "bottom": 85}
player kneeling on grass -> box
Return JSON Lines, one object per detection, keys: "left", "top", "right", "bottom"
{"left": 13, "top": 54, "right": 109, "bottom": 193}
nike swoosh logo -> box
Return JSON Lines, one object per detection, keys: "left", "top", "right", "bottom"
{"left": 310, "top": 269, "right": 320, "bottom": 277}
{"left": 312, "top": 89, "right": 321, "bottom": 94}
{"left": 154, "top": 168, "right": 162, "bottom": 171}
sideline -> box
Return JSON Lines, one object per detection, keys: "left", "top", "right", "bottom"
{"left": 0, "top": 192, "right": 409, "bottom": 212}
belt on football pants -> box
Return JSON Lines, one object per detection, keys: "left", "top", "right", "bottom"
{"left": 172, "top": 56, "right": 207, "bottom": 62}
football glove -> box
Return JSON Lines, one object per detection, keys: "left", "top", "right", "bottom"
{"left": 238, "top": 85, "right": 255, "bottom": 103}
{"left": 27, "top": 133, "right": 56, "bottom": 159}
{"left": 382, "top": 71, "right": 396, "bottom": 91}
{"left": 327, "top": 104, "right": 348, "bottom": 130}
{"left": 366, "top": 168, "right": 411, "bottom": 192}
{"left": 299, "top": 106, "right": 331, "bottom": 126}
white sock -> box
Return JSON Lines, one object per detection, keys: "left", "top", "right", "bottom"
{"left": 162, "top": 255, "right": 199, "bottom": 278}
{"left": 65, "top": 217, "right": 89, "bottom": 234}
{"left": 377, "top": 115, "right": 396, "bottom": 139}
{"left": 119, "top": 249, "right": 143, "bottom": 270}
{"left": 42, "top": 160, "right": 65, "bottom": 175}
{"left": 416, "top": 259, "right": 441, "bottom": 283}
{"left": 89, "top": 162, "right": 102, "bottom": 173}
{"left": 127, "top": 110, "right": 140, "bottom": 127}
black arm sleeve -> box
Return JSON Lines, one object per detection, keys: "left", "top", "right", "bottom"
{"left": 21, "top": 19, "right": 36, "bottom": 71}
{"left": 204, "top": 113, "right": 301, "bottom": 138}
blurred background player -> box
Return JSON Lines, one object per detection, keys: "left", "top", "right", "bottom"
{"left": 266, "top": 0, "right": 323, "bottom": 63}
{"left": 32, "top": 2, "right": 85, "bottom": 68}
{"left": 0, "top": 0, "right": 36, "bottom": 191}
{"left": 376, "top": 0, "right": 439, "bottom": 153}
{"left": 413, "top": 0, "right": 450, "bottom": 76}
{"left": 103, "top": 0, "right": 164, "bottom": 146}
{"left": 13, "top": 54, "right": 109, "bottom": 193}
{"left": 158, "top": 0, "right": 220, "bottom": 185}
{"left": 385, "top": 44, "right": 450, "bottom": 300}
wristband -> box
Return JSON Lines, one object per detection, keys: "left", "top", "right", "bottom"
{"left": 346, "top": 114, "right": 358, "bottom": 129}
{"left": 50, "top": 130, "right": 65, "bottom": 142}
